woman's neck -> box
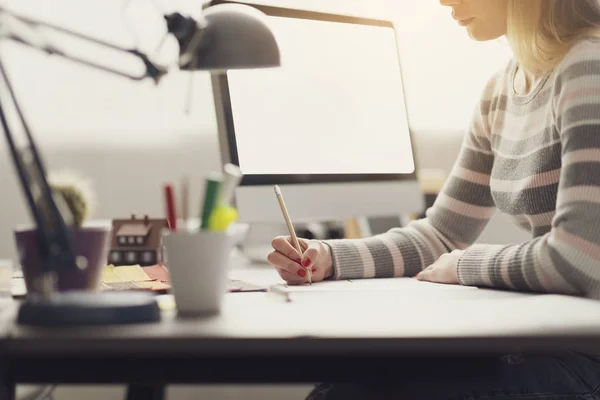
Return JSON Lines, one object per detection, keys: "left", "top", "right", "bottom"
{"left": 514, "top": 65, "right": 542, "bottom": 95}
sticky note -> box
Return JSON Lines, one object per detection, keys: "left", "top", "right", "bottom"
{"left": 136, "top": 281, "right": 171, "bottom": 291}
{"left": 142, "top": 264, "right": 171, "bottom": 282}
{"left": 113, "top": 265, "right": 152, "bottom": 282}
{"left": 102, "top": 265, "right": 122, "bottom": 283}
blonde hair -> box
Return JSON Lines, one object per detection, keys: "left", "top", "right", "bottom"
{"left": 507, "top": 0, "right": 600, "bottom": 73}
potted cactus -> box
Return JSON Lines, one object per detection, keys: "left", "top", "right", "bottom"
{"left": 14, "top": 170, "right": 112, "bottom": 294}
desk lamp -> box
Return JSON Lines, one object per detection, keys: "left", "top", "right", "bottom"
{"left": 0, "top": 3, "right": 280, "bottom": 326}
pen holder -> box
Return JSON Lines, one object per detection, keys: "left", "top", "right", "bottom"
{"left": 163, "top": 230, "right": 233, "bottom": 316}
{"left": 14, "top": 225, "right": 111, "bottom": 294}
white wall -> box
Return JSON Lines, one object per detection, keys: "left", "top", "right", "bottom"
{"left": 0, "top": 0, "right": 512, "bottom": 147}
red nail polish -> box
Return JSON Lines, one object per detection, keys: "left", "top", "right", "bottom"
{"left": 302, "top": 259, "right": 311, "bottom": 267}
{"left": 297, "top": 269, "right": 306, "bottom": 277}
{"left": 312, "top": 268, "right": 317, "bottom": 273}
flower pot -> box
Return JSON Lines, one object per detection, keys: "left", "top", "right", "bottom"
{"left": 14, "top": 225, "right": 111, "bottom": 294}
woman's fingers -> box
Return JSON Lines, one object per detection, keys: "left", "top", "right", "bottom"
{"left": 416, "top": 260, "right": 459, "bottom": 285}
{"left": 268, "top": 251, "right": 307, "bottom": 278}
{"left": 416, "top": 262, "right": 437, "bottom": 280}
{"left": 300, "top": 240, "right": 322, "bottom": 269}
{"left": 416, "top": 268, "right": 432, "bottom": 281}
{"left": 276, "top": 268, "right": 306, "bottom": 285}
{"left": 270, "top": 236, "right": 322, "bottom": 285}
{"left": 271, "top": 236, "right": 302, "bottom": 263}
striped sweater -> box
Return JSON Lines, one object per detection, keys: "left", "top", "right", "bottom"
{"left": 325, "top": 38, "right": 600, "bottom": 299}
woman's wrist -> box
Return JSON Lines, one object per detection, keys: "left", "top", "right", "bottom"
{"left": 320, "top": 241, "right": 334, "bottom": 279}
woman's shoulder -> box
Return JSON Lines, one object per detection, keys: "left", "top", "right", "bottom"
{"left": 550, "top": 37, "right": 600, "bottom": 118}
{"left": 556, "top": 36, "right": 600, "bottom": 76}
{"left": 565, "top": 36, "right": 600, "bottom": 56}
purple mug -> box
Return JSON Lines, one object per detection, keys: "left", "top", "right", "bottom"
{"left": 14, "top": 225, "right": 111, "bottom": 294}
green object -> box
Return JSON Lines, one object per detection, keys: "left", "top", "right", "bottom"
{"left": 200, "top": 173, "right": 223, "bottom": 231}
{"left": 208, "top": 205, "right": 239, "bottom": 232}
{"left": 52, "top": 184, "right": 88, "bottom": 228}
{"left": 37, "top": 171, "right": 95, "bottom": 229}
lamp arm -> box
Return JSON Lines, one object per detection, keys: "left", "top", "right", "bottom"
{"left": 0, "top": 56, "right": 77, "bottom": 286}
{"left": 0, "top": 6, "right": 167, "bottom": 83}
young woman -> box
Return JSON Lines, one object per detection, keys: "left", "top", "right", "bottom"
{"left": 268, "top": 0, "right": 600, "bottom": 398}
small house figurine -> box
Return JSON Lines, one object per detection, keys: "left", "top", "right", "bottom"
{"left": 108, "top": 214, "right": 169, "bottom": 266}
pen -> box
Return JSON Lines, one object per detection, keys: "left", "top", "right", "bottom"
{"left": 164, "top": 183, "right": 177, "bottom": 231}
{"left": 273, "top": 185, "right": 312, "bottom": 285}
{"left": 200, "top": 172, "right": 223, "bottom": 231}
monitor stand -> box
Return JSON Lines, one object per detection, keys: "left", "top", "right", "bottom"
{"left": 241, "top": 222, "right": 289, "bottom": 264}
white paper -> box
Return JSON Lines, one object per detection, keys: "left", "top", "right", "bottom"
{"left": 281, "top": 277, "right": 478, "bottom": 293}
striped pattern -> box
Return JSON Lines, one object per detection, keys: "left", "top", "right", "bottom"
{"left": 324, "top": 38, "right": 600, "bottom": 299}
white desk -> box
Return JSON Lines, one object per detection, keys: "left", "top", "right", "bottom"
{"left": 3, "top": 261, "right": 600, "bottom": 400}
{"left": 7, "top": 258, "right": 600, "bottom": 353}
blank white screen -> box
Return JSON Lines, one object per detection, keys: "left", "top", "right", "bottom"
{"left": 227, "top": 15, "right": 415, "bottom": 175}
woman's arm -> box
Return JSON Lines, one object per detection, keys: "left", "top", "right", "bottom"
{"left": 457, "top": 49, "right": 600, "bottom": 298}
{"left": 324, "top": 77, "right": 499, "bottom": 280}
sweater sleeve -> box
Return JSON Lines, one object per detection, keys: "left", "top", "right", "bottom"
{"left": 323, "top": 78, "right": 499, "bottom": 280}
{"left": 457, "top": 50, "right": 600, "bottom": 298}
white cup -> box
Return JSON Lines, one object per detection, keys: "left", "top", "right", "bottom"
{"left": 163, "top": 230, "right": 233, "bottom": 316}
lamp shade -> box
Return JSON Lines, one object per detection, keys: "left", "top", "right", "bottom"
{"left": 165, "top": 4, "right": 280, "bottom": 72}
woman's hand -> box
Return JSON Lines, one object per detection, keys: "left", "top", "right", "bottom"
{"left": 416, "top": 249, "right": 465, "bottom": 285}
{"left": 268, "top": 236, "right": 334, "bottom": 285}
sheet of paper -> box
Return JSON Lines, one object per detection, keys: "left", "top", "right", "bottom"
{"left": 229, "top": 267, "right": 481, "bottom": 295}
{"left": 229, "top": 267, "right": 284, "bottom": 287}
{"left": 229, "top": 280, "right": 267, "bottom": 292}
{"left": 280, "top": 277, "right": 478, "bottom": 293}
{"left": 279, "top": 280, "right": 356, "bottom": 292}
{"left": 112, "top": 265, "right": 151, "bottom": 282}
{"left": 102, "top": 281, "right": 144, "bottom": 291}
{"left": 350, "top": 278, "right": 478, "bottom": 291}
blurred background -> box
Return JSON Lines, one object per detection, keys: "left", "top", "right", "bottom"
{"left": 0, "top": 0, "right": 526, "bottom": 398}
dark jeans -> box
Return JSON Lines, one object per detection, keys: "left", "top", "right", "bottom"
{"left": 307, "top": 352, "right": 600, "bottom": 400}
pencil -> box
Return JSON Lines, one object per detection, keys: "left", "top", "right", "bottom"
{"left": 164, "top": 184, "right": 177, "bottom": 231}
{"left": 181, "top": 176, "right": 189, "bottom": 227}
{"left": 273, "top": 185, "right": 312, "bottom": 285}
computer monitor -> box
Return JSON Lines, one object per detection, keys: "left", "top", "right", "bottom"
{"left": 211, "top": 2, "right": 424, "bottom": 224}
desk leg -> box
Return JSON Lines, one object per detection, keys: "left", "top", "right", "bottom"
{"left": 0, "top": 382, "right": 15, "bottom": 400}
{"left": 126, "top": 384, "right": 165, "bottom": 400}
{"left": 0, "top": 356, "right": 14, "bottom": 400}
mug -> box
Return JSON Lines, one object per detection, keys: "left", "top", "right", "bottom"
{"left": 163, "top": 230, "right": 233, "bottom": 316}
